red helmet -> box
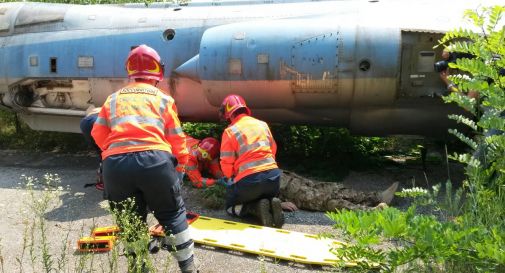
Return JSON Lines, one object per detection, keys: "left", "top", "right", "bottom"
{"left": 125, "top": 44, "right": 164, "bottom": 81}
{"left": 219, "top": 94, "right": 251, "bottom": 121}
{"left": 197, "top": 137, "right": 220, "bottom": 161}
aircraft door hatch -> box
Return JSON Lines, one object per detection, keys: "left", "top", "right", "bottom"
{"left": 399, "top": 31, "right": 446, "bottom": 98}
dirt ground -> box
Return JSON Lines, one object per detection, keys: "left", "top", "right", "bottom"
{"left": 0, "top": 149, "right": 465, "bottom": 273}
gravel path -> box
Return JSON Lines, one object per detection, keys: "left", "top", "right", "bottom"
{"left": 0, "top": 150, "right": 464, "bottom": 272}
{"left": 0, "top": 150, "right": 338, "bottom": 273}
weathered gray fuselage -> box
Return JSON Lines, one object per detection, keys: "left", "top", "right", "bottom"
{"left": 0, "top": 0, "right": 498, "bottom": 136}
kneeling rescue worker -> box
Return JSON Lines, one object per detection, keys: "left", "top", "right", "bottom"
{"left": 185, "top": 135, "right": 225, "bottom": 188}
{"left": 219, "top": 94, "right": 284, "bottom": 228}
{"left": 91, "top": 45, "right": 196, "bottom": 273}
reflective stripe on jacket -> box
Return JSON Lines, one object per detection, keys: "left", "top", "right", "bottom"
{"left": 220, "top": 114, "right": 278, "bottom": 182}
{"left": 185, "top": 136, "right": 223, "bottom": 188}
{"left": 91, "top": 82, "right": 188, "bottom": 166}
{"left": 185, "top": 135, "right": 200, "bottom": 151}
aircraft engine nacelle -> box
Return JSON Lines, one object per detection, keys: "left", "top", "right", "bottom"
{"left": 175, "top": 18, "right": 399, "bottom": 113}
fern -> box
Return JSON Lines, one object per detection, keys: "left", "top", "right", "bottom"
{"left": 330, "top": 5, "right": 505, "bottom": 272}
{"left": 486, "top": 6, "right": 505, "bottom": 34}
{"left": 443, "top": 92, "right": 477, "bottom": 115}
{"left": 448, "top": 114, "right": 478, "bottom": 131}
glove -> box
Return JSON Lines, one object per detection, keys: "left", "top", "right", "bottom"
{"left": 175, "top": 164, "right": 185, "bottom": 173}
{"left": 176, "top": 171, "right": 185, "bottom": 184}
{"left": 216, "top": 177, "right": 233, "bottom": 186}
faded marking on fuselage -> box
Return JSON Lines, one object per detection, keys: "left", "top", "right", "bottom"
{"left": 280, "top": 62, "right": 338, "bottom": 93}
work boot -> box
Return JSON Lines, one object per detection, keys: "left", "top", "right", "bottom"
{"left": 379, "top": 182, "right": 399, "bottom": 204}
{"left": 373, "top": 202, "right": 389, "bottom": 210}
{"left": 249, "top": 199, "right": 273, "bottom": 227}
{"left": 271, "top": 198, "right": 284, "bottom": 228}
{"left": 180, "top": 258, "right": 197, "bottom": 273}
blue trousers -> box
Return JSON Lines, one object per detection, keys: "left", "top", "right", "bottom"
{"left": 103, "top": 150, "right": 188, "bottom": 235}
{"left": 103, "top": 150, "right": 194, "bottom": 270}
{"left": 79, "top": 113, "right": 101, "bottom": 156}
{"left": 225, "top": 168, "right": 281, "bottom": 209}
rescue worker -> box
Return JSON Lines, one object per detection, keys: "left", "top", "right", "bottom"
{"left": 80, "top": 106, "right": 104, "bottom": 191}
{"left": 219, "top": 94, "right": 284, "bottom": 228}
{"left": 438, "top": 47, "right": 479, "bottom": 99}
{"left": 279, "top": 171, "right": 399, "bottom": 211}
{"left": 91, "top": 45, "right": 195, "bottom": 273}
{"left": 185, "top": 135, "right": 224, "bottom": 188}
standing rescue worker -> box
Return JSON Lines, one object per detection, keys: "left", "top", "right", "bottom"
{"left": 185, "top": 135, "right": 224, "bottom": 188}
{"left": 91, "top": 45, "right": 195, "bottom": 273}
{"left": 219, "top": 94, "right": 284, "bottom": 228}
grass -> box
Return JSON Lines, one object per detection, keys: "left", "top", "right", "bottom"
{"left": 3, "top": 173, "right": 179, "bottom": 272}
{"left": 0, "top": 110, "right": 89, "bottom": 152}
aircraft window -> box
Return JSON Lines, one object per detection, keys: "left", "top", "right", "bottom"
{"left": 15, "top": 4, "right": 68, "bottom": 27}
{"left": 30, "top": 56, "right": 38, "bottom": 67}
{"left": 163, "top": 29, "right": 175, "bottom": 41}
{"left": 50, "top": 57, "right": 57, "bottom": 73}
{"left": 417, "top": 51, "right": 435, "bottom": 73}
{"left": 359, "top": 59, "right": 371, "bottom": 72}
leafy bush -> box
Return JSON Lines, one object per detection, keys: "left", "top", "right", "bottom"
{"left": 328, "top": 6, "right": 505, "bottom": 273}
{"left": 1, "top": 108, "right": 400, "bottom": 180}
{"left": 273, "top": 125, "right": 393, "bottom": 180}
{"left": 0, "top": 109, "right": 88, "bottom": 152}
{"left": 182, "top": 122, "right": 225, "bottom": 141}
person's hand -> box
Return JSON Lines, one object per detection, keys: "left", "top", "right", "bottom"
{"left": 176, "top": 171, "right": 185, "bottom": 184}
{"left": 441, "top": 50, "right": 450, "bottom": 60}
{"left": 281, "top": 201, "right": 298, "bottom": 212}
{"left": 216, "top": 177, "right": 233, "bottom": 186}
{"left": 85, "top": 105, "right": 101, "bottom": 116}
{"left": 439, "top": 70, "right": 450, "bottom": 85}
{"left": 467, "top": 90, "right": 480, "bottom": 99}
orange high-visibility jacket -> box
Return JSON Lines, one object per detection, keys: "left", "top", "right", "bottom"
{"left": 185, "top": 135, "right": 223, "bottom": 188}
{"left": 220, "top": 114, "right": 278, "bottom": 182}
{"left": 91, "top": 82, "right": 189, "bottom": 168}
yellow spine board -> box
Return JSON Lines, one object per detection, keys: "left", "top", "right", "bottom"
{"left": 188, "top": 216, "right": 350, "bottom": 266}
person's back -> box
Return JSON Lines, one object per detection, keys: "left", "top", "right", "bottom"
{"left": 219, "top": 94, "right": 284, "bottom": 228}
{"left": 91, "top": 44, "right": 195, "bottom": 273}
{"left": 221, "top": 115, "right": 278, "bottom": 182}
{"left": 93, "top": 81, "right": 186, "bottom": 160}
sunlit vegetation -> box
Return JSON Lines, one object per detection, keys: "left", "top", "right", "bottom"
{"left": 328, "top": 6, "right": 505, "bottom": 272}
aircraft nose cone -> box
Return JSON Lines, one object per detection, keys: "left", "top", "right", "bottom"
{"left": 174, "top": 54, "right": 200, "bottom": 82}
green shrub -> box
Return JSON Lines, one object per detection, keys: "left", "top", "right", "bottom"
{"left": 273, "top": 125, "right": 394, "bottom": 180}
{"left": 327, "top": 5, "right": 505, "bottom": 273}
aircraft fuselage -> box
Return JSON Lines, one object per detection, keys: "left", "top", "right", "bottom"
{"left": 0, "top": 0, "right": 497, "bottom": 136}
